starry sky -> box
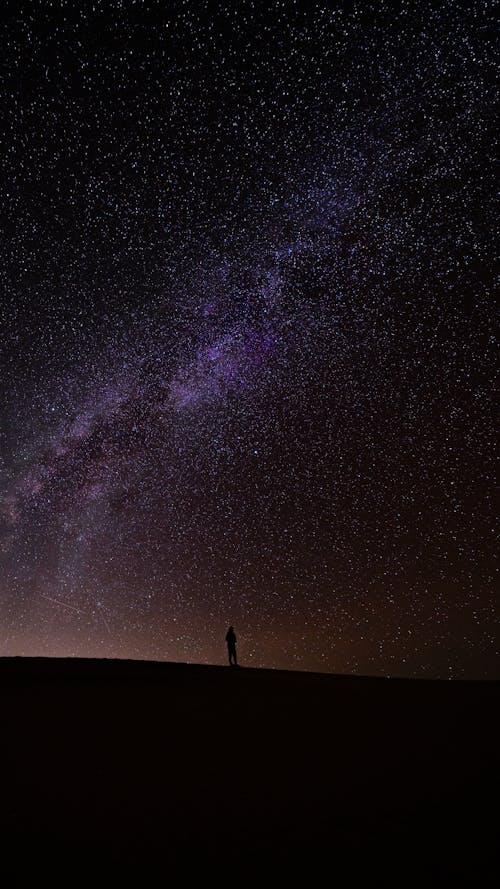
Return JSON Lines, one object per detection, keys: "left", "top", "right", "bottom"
{"left": 0, "top": 0, "right": 497, "bottom": 676}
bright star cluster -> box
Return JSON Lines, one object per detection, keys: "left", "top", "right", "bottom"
{"left": 0, "top": 1, "right": 497, "bottom": 676}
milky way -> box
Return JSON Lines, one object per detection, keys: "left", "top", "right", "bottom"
{"left": 0, "top": 1, "right": 497, "bottom": 675}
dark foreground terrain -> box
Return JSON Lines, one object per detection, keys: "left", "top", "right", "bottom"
{"left": 2, "top": 658, "right": 499, "bottom": 885}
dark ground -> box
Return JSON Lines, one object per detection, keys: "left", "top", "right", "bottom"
{"left": 2, "top": 658, "right": 499, "bottom": 886}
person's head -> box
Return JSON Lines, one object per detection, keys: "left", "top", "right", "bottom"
{"left": 228, "top": 625, "right": 233, "bottom": 632}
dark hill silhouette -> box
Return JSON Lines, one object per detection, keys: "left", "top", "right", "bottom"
{"left": 2, "top": 657, "right": 498, "bottom": 885}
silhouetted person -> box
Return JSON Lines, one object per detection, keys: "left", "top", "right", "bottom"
{"left": 226, "top": 626, "right": 237, "bottom": 666}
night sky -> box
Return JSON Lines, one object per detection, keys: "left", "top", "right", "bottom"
{"left": 1, "top": 1, "right": 497, "bottom": 676}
